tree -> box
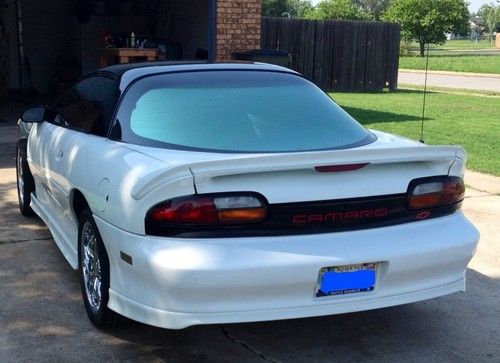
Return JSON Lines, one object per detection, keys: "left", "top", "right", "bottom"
{"left": 305, "top": 0, "right": 370, "bottom": 20}
{"left": 384, "top": 0, "right": 469, "bottom": 56}
{"left": 262, "top": 0, "right": 289, "bottom": 17}
{"left": 288, "top": 0, "right": 315, "bottom": 18}
{"left": 262, "top": 0, "right": 314, "bottom": 18}
{"left": 477, "top": 2, "right": 500, "bottom": 47}
{"left": 352, "top": 0, "right": 391, "bottom": 21}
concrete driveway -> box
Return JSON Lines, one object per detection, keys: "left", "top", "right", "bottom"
{"left": 1, "top": 150, "right": 499, "bottom": 362}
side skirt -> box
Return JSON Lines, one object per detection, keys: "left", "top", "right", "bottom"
{"left": 30, "top": 194, "right": 79, "bottom": 269}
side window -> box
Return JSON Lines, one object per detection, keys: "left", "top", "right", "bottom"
{"left": 52, "top": 76, "right": 117, "bottom": 136}
{"left": 51, "top": 90, "right": 80, "bottom": 127}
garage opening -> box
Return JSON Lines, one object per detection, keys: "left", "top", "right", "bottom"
{"left": 3, "top": 0, "right": 216, "bottom": 95}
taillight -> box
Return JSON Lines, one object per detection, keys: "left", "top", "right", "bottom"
{"left": 147, "top": 194, "right": 268, "bottom": 225}
{"left": 407, "top": 176, "right": 465, "bottom": 210}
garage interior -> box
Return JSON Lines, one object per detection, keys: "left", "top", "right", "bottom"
{"left": 0, "top": 0, "right": 215, "bottom": 95}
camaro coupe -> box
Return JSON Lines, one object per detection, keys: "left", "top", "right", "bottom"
{"left": 17, "top": 62, "right": 479, "bottom": 329}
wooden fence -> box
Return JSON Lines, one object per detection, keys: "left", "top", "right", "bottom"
{"left": 261, "top": 17, "right": 401, "bottom": 91}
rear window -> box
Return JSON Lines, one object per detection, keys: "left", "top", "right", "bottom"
{"left": 115, "top": 70, "right": 376, "bottom": 153}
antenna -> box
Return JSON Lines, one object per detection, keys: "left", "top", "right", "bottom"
{"left": 420, "top": 42, "right": 430, "bottom": 143}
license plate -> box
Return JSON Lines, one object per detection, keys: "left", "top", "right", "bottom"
{"left": 315, "top": 263, "right": 377, "bottom": 297}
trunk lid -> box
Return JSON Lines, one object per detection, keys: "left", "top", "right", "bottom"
{"left": 128, "top": 133, "right": 467, "bottom": 237}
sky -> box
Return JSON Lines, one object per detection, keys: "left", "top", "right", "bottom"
{"left": 308, "top": 0, "right": 495, "bottom": 13}
{"left": 467, "top": 0, "right": 499, "bottom": 12}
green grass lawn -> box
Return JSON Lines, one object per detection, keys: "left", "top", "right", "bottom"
{"left": 399, "top": 54, "right": 500, "bottom": 74}
{"left": 330, "top": 89, "right": 500, "bottom": 176}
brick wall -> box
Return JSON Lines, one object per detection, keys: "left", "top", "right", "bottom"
{"left": 216, "top": 0, "right": 261, "bottom": 61}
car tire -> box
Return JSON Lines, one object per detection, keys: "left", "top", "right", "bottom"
{"left": 78, "top": 209, "right": 119, "bottom": 329}
{"left": 16, "top": 139, "right": 35, "bottom": 217}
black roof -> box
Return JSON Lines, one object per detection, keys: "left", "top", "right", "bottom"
{"left": 96, "top": 61, "right": 297, "bottom": 84}
{"left": 100, "top": 60, "right": 208, "bottom": 76}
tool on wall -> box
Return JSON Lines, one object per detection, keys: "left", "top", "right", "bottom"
{"left": 74, "top": 0, "right": 94, "bottom": 75}
{"left": 15, "top": 0, "right": 36, "bottom": 95}
{"left": 0, "top": 1, "right": 8, "bottom": 100}
{"left": 155, "top": 0, "right": 173, "bottom": 39}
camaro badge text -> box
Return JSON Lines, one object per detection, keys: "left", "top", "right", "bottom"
{"left": 292, "top": 208, "right": 389, "bottom": 224}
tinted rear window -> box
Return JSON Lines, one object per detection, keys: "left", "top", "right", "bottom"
{"left": 115, "top": 71, "right": 375, "bottom": 153}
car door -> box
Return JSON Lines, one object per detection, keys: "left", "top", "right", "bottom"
{"left": 43, "top": 76, "right": 118, "bottom": 233}
{"left": 27, "top": 90, "right": 80, "bottom": 217}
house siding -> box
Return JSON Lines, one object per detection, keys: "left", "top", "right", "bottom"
{"left": 216, "top": 0, "right": 261, "bottom": 61}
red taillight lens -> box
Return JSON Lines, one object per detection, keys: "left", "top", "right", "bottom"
{"left": 148, "top": 194, "right": 268, "bottom": 225}
{"left": 314, "top": 163, "right": 369, "bottom": 173}
{"left": 149, "top": 197, "right": 218, "bottom": 224}
{"left": 407, "top": 176, "right": 465, "bottom": 210}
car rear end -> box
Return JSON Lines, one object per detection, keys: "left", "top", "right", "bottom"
{"left": 95, "top": 65, "right": 479, "bottom": 329}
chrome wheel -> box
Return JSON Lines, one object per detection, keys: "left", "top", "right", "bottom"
{"left": 79, "top": 210, "right": 118, "bottom": 328}
{"left": 81, "top": 221, "right": 102, "bottom": 313}
{"left": 17, "top": 148, "right": 25, "bottom": 206}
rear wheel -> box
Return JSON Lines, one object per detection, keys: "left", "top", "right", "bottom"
{"left": 16, "top": 139, "right": 35, "bottom": 216}
{"left": 79, "top": 210, "right": 118, "bottom": 328}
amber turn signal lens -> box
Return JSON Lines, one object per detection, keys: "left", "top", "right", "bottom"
{"left": 408, "top": 193, "right": 443, "bottom": 209}
{"left": 218, "top": 208, "right": 268, "bottom": 223}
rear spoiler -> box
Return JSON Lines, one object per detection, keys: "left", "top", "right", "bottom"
{"left": 131, "top": 145, "right": 466, "bottom": 200}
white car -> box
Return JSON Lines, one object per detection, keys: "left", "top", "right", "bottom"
{"left": 17, "top": 62, "right": 479, "bottom": 330}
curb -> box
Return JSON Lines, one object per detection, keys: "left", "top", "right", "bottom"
{"left": 399, "top": 69, "right": 500, "bottom": 79}
{"left": 398, "top": 84, "right": 500, "bottom": 96}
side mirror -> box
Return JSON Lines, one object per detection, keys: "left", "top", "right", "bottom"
{"left": 21, "top": 106, "right": 46, "bottom": 123}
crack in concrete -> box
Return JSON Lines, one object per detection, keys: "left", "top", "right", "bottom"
{"left": 0, "top": 237, "right": 52, "bottom": 245}
{"left": 466, "top": 186, "right": 496, "bottom": 197}
{"left": 465, "top": 194, "right": 497, "bottom": 200}
{"left": 221, "top": 325, "right": 281, "bottom": 363}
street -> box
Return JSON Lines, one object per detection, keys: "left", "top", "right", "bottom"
{"left": 1, "top": 150, "right": 499, "bottom": 362}
{"left": 398, "top": 70, "right": 500, "bottom": 92}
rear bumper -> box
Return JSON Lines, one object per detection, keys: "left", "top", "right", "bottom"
{"left": 108, "top": 279, "right": 465, "bottom": 330}
{"left": 95, "top": 212, "right": 479, "bottom": 330}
